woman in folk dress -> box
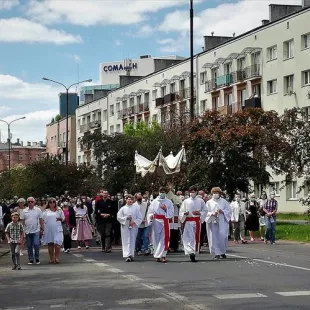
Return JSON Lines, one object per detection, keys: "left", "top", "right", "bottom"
{"left": 72, "top": 199, "right": 93, "bottom": 249}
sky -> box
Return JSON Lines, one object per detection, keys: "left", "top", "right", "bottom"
{"left": 0, "top": 0, "right": 301, "bottom": 144}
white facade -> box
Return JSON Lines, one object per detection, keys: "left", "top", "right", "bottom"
{"left": 77, "top": 6, "right": 310, "bottom": 213}
{"left": 99, "top": 55, "right": 185, "bottom": 85}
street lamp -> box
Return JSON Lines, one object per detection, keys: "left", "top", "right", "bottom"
{"left": 0, "top": 116, "right": 26, "bottom": 175}
{"left": 190, "top": 0, "right": 195, "bottom": 120}
{"left": 42, "top": 77, "right": 92, "bottom": 165}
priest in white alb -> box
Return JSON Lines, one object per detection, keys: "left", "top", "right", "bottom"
{"left": 147, "top": 187, "right": 174, "bottom": 263}
{"left": 117, "top": 195, "right": 142, "bottom": 262}
{"left": 179, "top": 186, "right": 207, "bottom": 262}
{"left": 205, "top": 187, "right": 232, "bottom": 260}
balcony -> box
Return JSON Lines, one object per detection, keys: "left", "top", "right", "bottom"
{"left": 156, "top": 97, "right": 164, "bottom": 107}
{"left": 205, "top": 65, "right": 262, "bottom": 92}
{"left": 79, "top": 123, "right": 90, "bottom": 133}
{"left": 164, "top": 93, "right": 176, "bottom": 105}
{"left": 215, "top": 102, "right": 243, "bottom": 115}
{"left": 89, "top": 120, "right": 101, "bottom": 129}
{"left": 243, "top": 97, "right": 261, "bottom": 109}
{"left": 118, "top": 102, "right": 150, "bottom": 119}
{"left": 58, "top": 141, "right": 66, "bottom": 149}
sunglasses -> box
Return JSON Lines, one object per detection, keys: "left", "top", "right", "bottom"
{"left": 49, "top": 201, "right": 56, "bottom": 204}
{"left": 28, "top": 201, "right": 35, "bottom": 203}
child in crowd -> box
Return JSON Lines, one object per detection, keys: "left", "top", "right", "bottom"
{"left": 5, "top": 212, "right": 24, "bottom": 270}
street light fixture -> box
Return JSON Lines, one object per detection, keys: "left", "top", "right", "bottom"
{"left": 0, "top": 116, "right": 26, "bottom": 175}
{"left": 42, "top": 77, "right": 92, "bottom": 165}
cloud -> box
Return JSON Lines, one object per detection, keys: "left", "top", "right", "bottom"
{"left": 0, "top": 109, "right": 58, "bottom": 143}
{"left": 114, "top": 40, "right": 122, "bottom": 46}
{"left": 67, "top": 54, "right": 81, "bottom": 62}
{"left": 0, "top": 18, "right": 83, "bottom": 44}
{"left": 0, "top": 0, "right": 19, "bottom": 10}
{"left": 26, "top": 0, "right": 196, "bottom": 26}
{"left": 0, "top": 74, "right": 62, "bottom": 100}
{"left": 137, "top": 24, "right": 153, "bottom": 37}
{"left": 0, "top": 73, "right": 61, "bottom": 142}
{"left": 157, "top": 0, "right": 301, "bottom": 52}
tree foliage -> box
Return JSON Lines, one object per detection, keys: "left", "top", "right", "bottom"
{"left": 81, "top": 108, "right": 310, "bottom": 196}
{"left": 0, "top": 157, "right": 101, "bottom": 199}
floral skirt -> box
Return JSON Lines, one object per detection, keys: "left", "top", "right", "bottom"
{"left": 72, "top": 218, "right": 93, "bottom": 241}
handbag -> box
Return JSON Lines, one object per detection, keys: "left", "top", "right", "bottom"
{"left": 62, "top": 222, "right": 70, "bottom": 236}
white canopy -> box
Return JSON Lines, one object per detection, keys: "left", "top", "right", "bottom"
{"left": 135, "top": 146, "right": 186, "bottom": 177}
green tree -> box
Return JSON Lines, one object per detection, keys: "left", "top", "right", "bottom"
{"left": 55, "top": 114, "right": 62, "bottom": 122}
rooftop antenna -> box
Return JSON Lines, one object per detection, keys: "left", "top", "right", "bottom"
{"left": 211, "top": 31, "right": 214, "bottom": 36}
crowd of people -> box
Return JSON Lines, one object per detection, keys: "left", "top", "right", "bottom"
{"left": 0, "top": 187, "right": 278, "bottom": 269}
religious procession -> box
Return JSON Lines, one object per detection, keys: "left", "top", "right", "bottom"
{"left": 1, "top": 147, "right": 278, "bottom": 270}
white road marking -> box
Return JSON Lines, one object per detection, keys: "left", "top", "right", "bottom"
{"left": 123, "top": 274, "right": 143, "bottom": 282}
{"left": 50, "top": 305, "right": 65, "bottom": 308}
{"left": 275, "top": 291, "right": 310, "bottom": 297}
{"left": 141, "top": 283, "right": 164, "bottom": 290}
{"left": 94, "top": 262, "right": 109, "bottom": 267}
{"left": 163, "top": 292, "right": 187, "bottom": 302}
{"left": 106, "top": 268, "right": 123, "bottom": 273}
{"left": 228, "top": 254, "right": 310, "bottom": 272}
{"left": 72, "top": 254, "right": 83, "bottom": 258}
{"left": 89, "top": 302, "right": 104, "bottom": 307}
{"left": 84, "top": 259, "right": 96, "bottom": 262}
{"left": 117, "top": 297, "right": 168, "bottom": 305}
{"left": 4, "top": 307, "right": 33, "bottom": 310}
{"left": 214, "top": 293, "right": 267, "bottom": 300}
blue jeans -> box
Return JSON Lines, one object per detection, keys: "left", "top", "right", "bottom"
{"left": 265, "top": 216, "right": 276, "bottom": 243}
{"left": 136, "top": 227, "right": 150, "bottom": 252}
{"left": 26, "top": 232, "right": 40, "bottom": 262}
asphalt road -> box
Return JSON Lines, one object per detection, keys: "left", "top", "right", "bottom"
{"left": 0, "top": 240, "right": 310, "bottom": 310}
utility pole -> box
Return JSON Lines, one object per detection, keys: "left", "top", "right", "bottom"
{"left": 190, "top": 0, "right": 195, "bottom": 120}
{"left": 0, "top": 117, "right": 26, "bottom": 176}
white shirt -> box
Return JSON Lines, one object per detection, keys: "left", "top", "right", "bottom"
{"left": 133, "top": 201, "right": 149, "bottom": 228}
{"left": 20, "top": 206, "right": 43, "bottom": 234}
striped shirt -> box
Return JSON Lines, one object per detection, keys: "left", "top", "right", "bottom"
{"left": 264, "top": 199, "right": 278, "bottom": 214}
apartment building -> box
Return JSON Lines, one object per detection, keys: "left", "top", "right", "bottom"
{"left": 76, "top": 2, "right": 310, "bottom": 212}
{"left": 0, "top": 141, "right": 46, "bottom": 172}
{"left": 46, "top": 116, "right": 76, "bottom": 163}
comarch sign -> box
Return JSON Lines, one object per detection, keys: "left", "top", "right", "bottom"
{"left": 103, "top": 63, "right": 138, "bottom": 72}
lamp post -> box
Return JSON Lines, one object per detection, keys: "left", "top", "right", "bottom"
{"left": 42, "top": 77, "right": 92, "bottom": 165}
{"left": 190, "top": 0, "right": 195, "bottom": 120}
{"left": 0, "top": 116, "right": 26, "bottom": 175}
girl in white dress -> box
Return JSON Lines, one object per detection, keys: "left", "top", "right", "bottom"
{"left": 43, "top": 197, "right": 65, "bottom": 264}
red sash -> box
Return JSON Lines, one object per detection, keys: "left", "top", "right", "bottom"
{"left": 154, "top": 214, "right": 170, "bottom": 251}
{"left": 184, "top": 217, "right": 201, "bottom": 252}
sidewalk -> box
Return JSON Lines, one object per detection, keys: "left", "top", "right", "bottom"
{"left": 0, "top": 242, "right": 10, "bottom": 257}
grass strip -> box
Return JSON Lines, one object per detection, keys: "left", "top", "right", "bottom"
{"left": 276, "top": 222, "right": 310, "bottom": 243}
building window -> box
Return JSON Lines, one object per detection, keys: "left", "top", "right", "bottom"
{"left": 283, "top": 39, "right": 294, "bottom": 60}
{"left": 200, "top": 72, "right": 207, "bottom": 85}
{"left": 302, "top": 106, "right": 310, "bottom": 121}
{"left": 200, "top": 100, "right": 207, "bottom": 113}
{"left": 161, "top": 86, "right": 166, "bottom": 97}
{"left": 152, "top": 114, "right": 157, "bottom": 122}
{"left": 287, "top": 181, "right": 298, "bottom": 200}
{"left": 110, "top": 104, "right": 114, "bottom": 116}
{"left": 302, "top": 70, "right": 310, "bottom": 86}
{"left": 137, "top": 95, "right": 141, "bottom": 105}
{"left": 103, "top": 110, "right": 107, "bottom": 122}
{"left": 110, "top": 125, "right": 114, "bottom": 134}
{"left": 116, "top": 102, "right": 120, "bottom": 112}
{"left": 284, "top": 74, "right": 294, "bottom": 95}
{"left": 19, "top": 155, "right": 22, "bottom": 160}
{"left": 122, "top": 100, "right": 127, "bottom": 110}
{"left": 29, "top": 156, "right": 32, "bottom": 161}
{"left": 103, "top": 130, "right": 108, "bottom": 135}
{"left": 225, "top": 93, "right": 233, "bottom": 106}
{"left": 129, "top": 97, "right": 134, "bottom": 107}
{"left": 116, "top": 124, "right": 121, "bottom": 133}
{"left": 267, "top": 45, "right": 277, "bottom": 61}
{"left": 170, "top": 83, "right": 175, "bottom": 94}
{"left": 267, "top": 79, "right": 277, "bottom": 95}
{"left": 78, "top": 156, "right": 81, "bottom": 164}
{"left": 302, "top": 33, "right": 310, "bottom": 50}
{"left": 269, "top": 182, "right": 280, "bottom": 196}
{"left": 152, "top": 89, "right": 157, "bottom": 100}
{"left": 144, "top": 92, "right": 150, "bottom": 103}
{"left": 98, "top": 112, "right": 101, "bottom": 122}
